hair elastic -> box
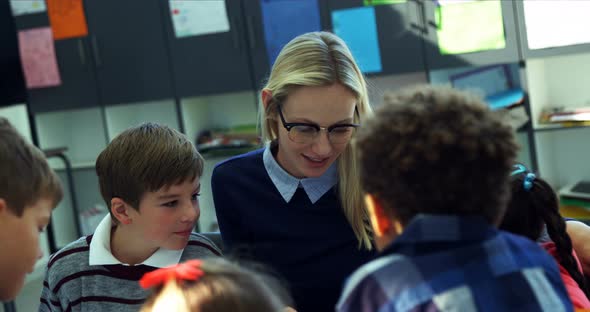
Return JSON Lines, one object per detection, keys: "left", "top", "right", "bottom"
{"left": 139, "top": 260, "right": 204, "bottom": 289}
{"left": 523, "top": 173, "right": 536, "bottom": 191}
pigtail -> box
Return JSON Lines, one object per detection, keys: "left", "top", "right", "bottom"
{"left": 536, "top": 179, "right": 590, "bottom": 299}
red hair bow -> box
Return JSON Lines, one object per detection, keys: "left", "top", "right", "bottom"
{"left": 140, "top": 259, "right": 205, "bottom": 289}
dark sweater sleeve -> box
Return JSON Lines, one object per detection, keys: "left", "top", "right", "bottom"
{"left": 211, "top": 164, "right": 240, "bottom": 252}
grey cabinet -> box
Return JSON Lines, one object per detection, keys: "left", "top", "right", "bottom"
{"left": 325, "top": 0, "right": 426, "bottom": 75}
{"left": 84, "top": 0, "right": 174, "bottom": 105}
{"left": 13, "top": 12, "right": 100, "bottom": 113}
{"left": 243, "top": 0, "right": 331, "bottom": 88}
{"left": 161, "top": 0, "right": 253, "bottom": 97}
{"left": 421, "top": 0, "right": 520, "bottom": 69}
{"left": 27, "top": 38, "right": 100, "bottom": 113}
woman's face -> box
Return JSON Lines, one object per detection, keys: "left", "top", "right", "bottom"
{"left": 274, "top": 83, "right": 357, "bottom": 178}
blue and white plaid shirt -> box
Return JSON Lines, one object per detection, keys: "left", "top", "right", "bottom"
{"left": 337, "top": 214, "right": 573, "bottom": 312}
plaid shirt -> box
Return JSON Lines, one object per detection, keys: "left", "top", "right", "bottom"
{"left": 337, "top": 214, "right": 573, "bottom": 312}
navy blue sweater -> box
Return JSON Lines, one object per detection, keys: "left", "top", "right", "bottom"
{"left": 212, "top": 149, "right": 374, "bottom": 312}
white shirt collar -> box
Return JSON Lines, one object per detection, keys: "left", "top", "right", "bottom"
{"left": 89, "top": 215, "right": 183, "bottom": 267}
{"left": 263, "top": 142, "right": 338, "bottom": 204}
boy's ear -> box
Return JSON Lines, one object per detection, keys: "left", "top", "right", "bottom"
{"left": 261, "top": 89, "right": 272, "bottom": 111}
{"left": 364, "top": 194, "right": 392, "bottom": 237}
{"left": 110, "top": 197, "right": 133, "bottom": 225}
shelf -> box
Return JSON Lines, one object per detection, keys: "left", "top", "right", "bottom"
{"left": 534, "top": 124, "right": 590, "bottom": 132}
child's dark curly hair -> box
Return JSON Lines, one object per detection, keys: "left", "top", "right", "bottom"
{"left": 356, "top": 85, "right": 518, "bottom": 225}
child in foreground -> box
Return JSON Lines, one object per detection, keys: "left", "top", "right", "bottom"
{"left": 140, "top": 258, "right": 294, "bottom": 312}
{"left": 337, "top": 86, "right": 572, "bottom": 311}
{"left": 40, "top": 123, "right": 221, "bottom": 311}
{"left": 0, "top": 117, "right": 62, "bottom": 301}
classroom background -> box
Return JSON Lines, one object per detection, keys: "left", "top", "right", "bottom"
{"left": 2, "top": 0, "right": 590, "bottom": 311}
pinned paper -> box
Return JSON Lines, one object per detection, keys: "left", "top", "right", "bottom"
{"left": 18, "top": 27, "right": 62, "bottom": 89}
{"left": 9, "top": 0, "right": 46, "bottom": 16}
{"left": 332, "top": 7, "right": 382, "bottom": 74}
{"left": 46, "top": 0, "right": 89, "bottom": 40}
{"left": 363, "top": 0, "right": 406, "bottom": 6}
{"left": 436, "top": 0, "right": 505, "bottom": 55}
{"left": 170, "top": 1, "right": 230, "bottom": 38}
{"left": 524, "top": 0, "right": 590, "bottom": 50}
{"left": 261, "top": 0, "right": 321, "bottom": 67}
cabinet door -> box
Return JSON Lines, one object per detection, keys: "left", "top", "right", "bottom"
{"left": 161, "top": 0, "right": 253, "bottom": 97}
{"left": 325, "top": 0, "right": 426, "bottom": 75}
{"left": 1, "top": 1, "right": 27, "bottom": 107}
{"left": 84, "top": 0, "right": 174, "bottom": 105}
{"left": 13, "top": 13, "right": 100, "bottom": 113}
{"left": 243, "top": 0, "right": 330, "bottom": 89}
{"left": 515, "top": 0, "right": 590, "bottom": 59}
{"left": 27, "top": 38, "right": 100, "bottom": 113}
{"left": 421, "top": 0, "right": 519, "bottom": 70}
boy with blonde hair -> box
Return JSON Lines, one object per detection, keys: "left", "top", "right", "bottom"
{"left": 40, "top": 123, "right": 221, "bottom": 312}
{"left": 0, "top": 117, "right": 63, "bottom": 301}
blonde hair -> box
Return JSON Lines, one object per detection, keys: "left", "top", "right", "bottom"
{"left": 141, "top": 258, "right": 291, "bottom": 312}
{"left": 259, "top": 31, "right": 373, "bottom": 250}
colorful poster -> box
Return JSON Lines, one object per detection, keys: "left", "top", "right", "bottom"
{"left": 9, "top": 0, "right": 46, "bottom": 16}
{"left": 332, "top": 7, "right": 382, "bottom": 74}
{"left": 170, "top": 0, "right": 230, "bottom": 38}
{"left": 436, "top": 0, "right": 505, "bottom": 55}
{"left": 17, "top": 27, "right": 62, "bottom": 89}
{"left": 46, "top": 0, "right": 89, "bottom": 40}
{"left": 261, "top": 0, "right": 321, "bottom": 67}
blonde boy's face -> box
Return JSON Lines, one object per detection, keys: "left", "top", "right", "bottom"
{"left": 0, "top": 198, "right": 51, "bottom": 301}
{"left": 128, "top": 177, "right": 201, "bottom": 251}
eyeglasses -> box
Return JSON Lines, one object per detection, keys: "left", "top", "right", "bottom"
{"left": 277, "top": 104, "right": 360, "bottom": 144}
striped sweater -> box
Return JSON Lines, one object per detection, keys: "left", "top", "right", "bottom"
{"left": 39, "top": 233, "right": 221, "bottom": 312}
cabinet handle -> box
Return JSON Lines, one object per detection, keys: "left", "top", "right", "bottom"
{"left": 409, "top": 0, "right": 428, "bottom": 35}
{"left": 246, "top": 16, "right": 256, "bottom": 49}
{"left": 77, "top": 39, "right": 85, "bottom": 65}
{"left": 231, "top": 17, "right": 240, "bottom": 50}
{"left": 91, "top": 35, "right": 102, "bottom": 67}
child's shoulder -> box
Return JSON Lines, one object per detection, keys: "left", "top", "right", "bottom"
{"left": 183, "top": 232, "right": 223, "bottom": 258}
{"left": 46, "top": 235, "right": 93, "bottom": 279}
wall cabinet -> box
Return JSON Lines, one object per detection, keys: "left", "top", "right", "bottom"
{"left": 161, "top": 0, "right": 254, "bottom": 97}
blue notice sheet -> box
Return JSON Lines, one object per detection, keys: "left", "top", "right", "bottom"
{"left": 332, "top": 7, "right": 382, "bottom": 74}
{"left": 261, "top": 0, "right": 321, "bottom": 67}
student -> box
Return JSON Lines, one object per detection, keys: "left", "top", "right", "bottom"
{"left": 0, "top": 117, "right": 63, "bottom": 301}
{"left": 500, "top": 164, "right": 590, "bottom": 308}
{"left": 337, "top": 86, "right": 572, "bottom": 311}
{"left": 39, "top": 123, "right": 221, "bottom": 312}
{"left": 140, "top": 258, "right": 293, "bottom": 312}
{"left": 212, "top": 31, "right": 375, "bottom": 312}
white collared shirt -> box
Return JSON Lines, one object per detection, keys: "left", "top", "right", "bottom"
{"left": 263, "top": 142, "right": 338, "bottom": 204}
{"left": 88, "top": 214, "right": 183, "bottom": 268}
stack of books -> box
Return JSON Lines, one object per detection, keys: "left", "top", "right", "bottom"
{"left": 540, "top": 107, "right": 590, "bottom": 127}
{"left": 559, "top": 181, "right": 590, "bottom": 220}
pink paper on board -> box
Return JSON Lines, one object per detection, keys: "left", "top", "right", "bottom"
{"left": 18, "top": 27, "right": 62, "bottom": 89}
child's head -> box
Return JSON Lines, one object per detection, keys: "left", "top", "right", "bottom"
{"left": 0, "top": 117, "right": 62, "bottom": 300}
{"left": 500, "top": 164, "right": 589, "bottom": 297}
{"left": 357, "top": 86, "right": 518, "bottom": 250}
{"left": 96, "top": 122, "right": 204, "bottom": 250}
{"left": 140, "top": 258, "right": 292, "bottom": 312}
{"left": 259, "top": 31, "right": 373, "bottom": 249}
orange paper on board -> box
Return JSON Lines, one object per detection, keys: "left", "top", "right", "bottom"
{"left": 46, "top": 0, "right": 88, "bottom": 40}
